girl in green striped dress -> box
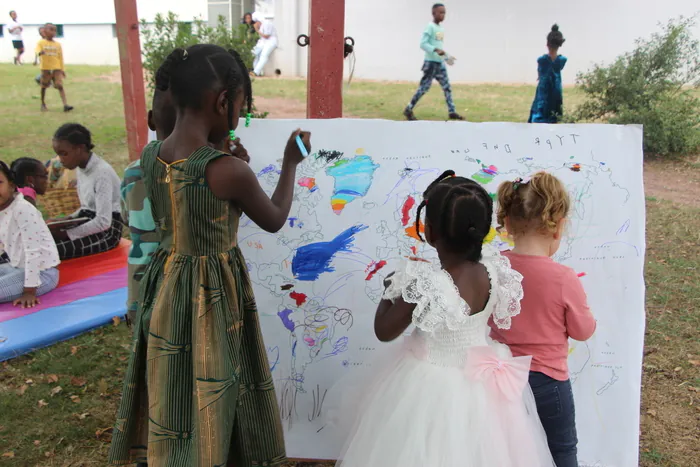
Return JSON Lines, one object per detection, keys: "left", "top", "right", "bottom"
{"left": 109, "top": 44, "right": 311, "bottom": 467}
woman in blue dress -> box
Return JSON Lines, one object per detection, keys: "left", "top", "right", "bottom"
{"left": 528, "top": 24, "right": 567, "bottom": 123}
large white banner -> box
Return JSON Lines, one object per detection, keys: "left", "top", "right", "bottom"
{"left": 237, "top": 120, "right": 646, "bottom": 467}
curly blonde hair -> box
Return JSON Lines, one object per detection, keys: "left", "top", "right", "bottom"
{"left": 496, "top": 171, "right": 570, "bottom": 235}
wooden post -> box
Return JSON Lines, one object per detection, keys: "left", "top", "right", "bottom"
{"left": 114, "top": 0, "right": 148, "bottom": 161}
{"left": 306, "top": 0, "right": 345, "bottom": 118}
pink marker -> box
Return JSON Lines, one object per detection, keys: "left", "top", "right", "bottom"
{"left": 577, "top": 272, "right": 586, "bottom": 278}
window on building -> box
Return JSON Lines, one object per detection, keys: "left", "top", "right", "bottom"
{"left": 0, "top": 25, "right": 4, "bottom": 38}
{"left": 56, "top": 24, "right": 64, "bottom": 38}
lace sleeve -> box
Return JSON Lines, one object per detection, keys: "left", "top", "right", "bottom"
{"left": 383, "top": 260, "right": 468, "bottom": 332}
{"left": 482, "top": 245, "right": 524, "bottom": 330}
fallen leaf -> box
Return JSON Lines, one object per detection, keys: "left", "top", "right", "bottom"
{"left": 95, "top": 426, "right": 113, "bottom": 442}
{"left": 112, "top": 316, "right": 121, "bottom": 326}
{"left": 688, "top": 386, "right": 698, "bottom": 393}
{"left": 647, "top": 409, "right": 657, "bottom": 417}
{"left": 2, "top": 452, "right": 15, "bottom": 458}
{"left": 98, "top": 378, "right": 109, "bottom": 396}
{"left": 46, "top": 374, "right": 59, "bottom": 384}
{"left": 38, "top": 399, "right": 48, "bottom": 408}
{"left": 75, "top": 412, "right": 90, "bottom": 420}
{"left": 70, "top": 395, "right": 81, "bottom": 403}
{"left": 674, "top": 367, "right": 682, "bottom": 372}
{"left": 50, "top": 386, "right": 63, "bottom": 397}
{"left": 33, "top": 440, "right": 40, "bottom": 446}
{"left": 70, "top": 376, "right": 87, "bottom": 387}
{"left": 18, "top": 384, "right": 29, "bottom": 395}
{"left": 689, "top": 360, "right": 700, "bottom": 367}
{"left": 71, "top": 346, "right": 79, "bottom": 355}
{"left": 44, "top": 450, "right": 54, "bottom": 458}
{"left": 25, "top": 378, "right": 34, "bottom": 385}
{"left": 118, "top": 356, "right": 127, "bottom": 362}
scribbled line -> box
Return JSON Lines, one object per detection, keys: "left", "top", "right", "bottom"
{"left": 292, "top": 224, "right": 368, "bottom": 281}
{"left": 316, "top": 149, "right": 344, "bottom": 163}
{"left": 323, "top": 336, "right": 349, "bottom": 359}
{"left": 308, "top": 384, "right": 328, "bottom": 422}
{"left": 279, "top": 379, "right": 299, "bottom": 428}
{"left": 257, "top": 164, "right": 280, "bottom": 177}
{"left": 365, "top": 260, "right": 387, "bottom": 281}
{"left": 326, "top": 156, "right": 380, "bottom": 214}
{"left": 616, "top": 219, "right": 630, "bottom": 235}
{"left": 401, "top": 195, "right": 416, "bottom": 226}
{"left": 280, "top": 284, "right": 294, "bottom": 291}
{"left": 267, "top": 346, "right": 280, "bottom": 372}
{"left": 288, "top": 217, "right": 304, "bottom": 228}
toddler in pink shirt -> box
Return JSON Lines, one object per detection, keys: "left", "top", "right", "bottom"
{"left": 489, "top": 172, "right": 595, "bottom": 467}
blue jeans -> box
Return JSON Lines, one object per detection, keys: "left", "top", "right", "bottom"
{"left": 529, "top": 371, "right": 579, "bottom": 467}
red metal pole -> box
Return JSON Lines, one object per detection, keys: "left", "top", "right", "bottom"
{"left": 307, "top": 0, "right": 345, "bottom": 118}
{"left": 114, "top": 0, "right": 148, "bottom": 161}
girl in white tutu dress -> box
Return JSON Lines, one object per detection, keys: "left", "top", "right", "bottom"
{"left": 331, "top": 171, "right": 555, "bottom": 467}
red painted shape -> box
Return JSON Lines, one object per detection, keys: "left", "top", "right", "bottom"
{"left": 401, "top": 195, "right": 416, "bottom": 226}
{"left": 307, "top": 0, "right": 345, "bottom": 118}
{"left": 290, "top": 291, "right": 308, "bottom": 307}
{"left": 114, "top": 0, "right": 148, "bottom": 161}
{"left": 365, "top": 261, "right": 387, "bottom": 281}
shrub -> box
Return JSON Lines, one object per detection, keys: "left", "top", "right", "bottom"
{"left": 570, "top": 16, "right": 700, "bottom": 156}
{"left": 140, "top": 12, "right": 267, "bottom": 118}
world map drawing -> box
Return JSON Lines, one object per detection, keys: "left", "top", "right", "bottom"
{"left": 238, "top": 120, "right": 646, "bottom": 466}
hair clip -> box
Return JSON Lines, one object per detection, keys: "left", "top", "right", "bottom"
{"left": 229, "top": 129, "right": 236, "bottom": 141}
{"left": 513, "top": 176, "right": 531, "bottom": 191}
{"left": 245, "top": 113, "right": 252, "bottom": 128}
{"left": 182, "top": 50, "right": 189, "bottom": 61}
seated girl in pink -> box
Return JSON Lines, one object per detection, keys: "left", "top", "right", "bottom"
{"left": 489, "top": 171, "right": 596, "bottom": 467}
{"left": 11, "top": 158, "right": 50, "bottom": 207}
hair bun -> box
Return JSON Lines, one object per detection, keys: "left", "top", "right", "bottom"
{"left": 551, "top": 24, "right": 559, "bottom": 32}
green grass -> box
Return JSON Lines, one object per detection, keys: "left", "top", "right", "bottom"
{"left": 0, "top": 65, "right": 129, "bottom": 171}
{"left": 0, "top": 63, "right": 698, "bottom": 466}
{"left": 253, "top": 78, "right": 586, "bottom": 121}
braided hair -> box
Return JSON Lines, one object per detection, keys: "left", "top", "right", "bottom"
{"left": 0, "top": 160, "right": 16, "bottom": 188}
{"left": 154, "top": 44, "right": 253, "bottom": 135}
{"left": 53, "top": 123, "right": 95, "bottom": 151}
{"left": 415, "top": 170, "right": 494, "bottom": 262}
{"left": 10, "top": 158, "right": 44, "bottom": 188}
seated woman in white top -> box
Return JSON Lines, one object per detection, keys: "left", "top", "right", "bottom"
{"left": 48, "top": 124, "right": 123, "bottom": 260}
{"left": 0, "top": 161, "right": 60, "bottom": 307}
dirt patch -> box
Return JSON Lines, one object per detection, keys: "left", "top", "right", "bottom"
{"left": 255, "top": 95, "right": 307, "bottom": 119}
{"left": 644, "top": 158, "right": 700, "bottom": 206}
{"left": 73, "top": 70, "right": 123, "bottom": 84}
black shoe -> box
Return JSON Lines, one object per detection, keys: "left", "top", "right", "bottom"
{"left": 448, "top": 112, "right": 464, "bottom": 121}
{"left": 64, "top": 105, "right": 74, "bottom": 112}
{"left": 404, "top": 108, "right": 418, "bottom": 121}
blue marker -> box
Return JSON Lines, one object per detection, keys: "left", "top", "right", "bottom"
{"left": 295, "top": 134, "right": 309, "bottom": 158}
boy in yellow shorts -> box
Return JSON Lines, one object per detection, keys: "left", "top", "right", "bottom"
{"left": 35, "top": 23, "right": 73, "bottom": 112}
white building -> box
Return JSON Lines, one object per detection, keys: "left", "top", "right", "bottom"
{"left": 2, "top": 0, "right": 698, "bottom": 84}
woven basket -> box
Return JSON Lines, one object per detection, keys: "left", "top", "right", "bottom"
{"left": 39, "top": 188, "right": 81, "bottom": 219}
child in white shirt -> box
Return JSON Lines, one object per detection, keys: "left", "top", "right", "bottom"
{"left": 0, "top": 161, "right": 60, "bottom": 307}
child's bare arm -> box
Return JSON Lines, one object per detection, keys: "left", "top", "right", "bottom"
{"left": 374, "top": 298, "right": 415, "bottom": 342}
{"left": 206, "top": 130, "right": 310, "bottom": 233}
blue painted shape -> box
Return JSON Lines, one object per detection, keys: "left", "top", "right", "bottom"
{"left": 291, "top": 225, "right": 368, "bottom": 281}
{"left": 0, "top": 288, "right": 127, "bottom": 362}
